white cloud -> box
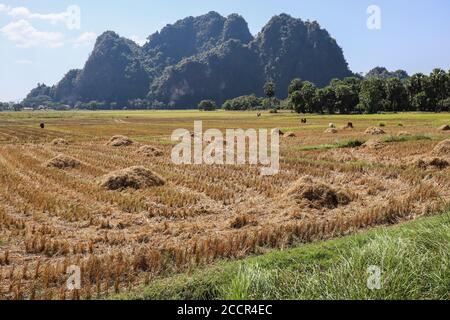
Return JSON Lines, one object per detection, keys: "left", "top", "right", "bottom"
{"left": 0, "top": 20, "right": 64, "bottom": 48}
{"left": 72, "top": 32, "right": 96, "bottom": 47}
{"left": 130, "top": 35, "right": 147, "bottom": 46}
{"left": 3, "top": 5, "right": 70, "bottom": 25}
{"left": 0, "top": 4, "right": 11, "bottom": 12}
{"left": 15, "top": 59, "right": 32, "bottom": 64}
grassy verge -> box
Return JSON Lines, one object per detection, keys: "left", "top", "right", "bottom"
{"left": 299, "top": 134, "right": 438, "bottom": 151}
{"left": 382, "top": 134, "right": 434, "bottom": 143}
{"left": 298, "top": 139, "right": 364, "bottom": 151}
{"left": 115, "top": 212, "right": 450, "bottom": 300}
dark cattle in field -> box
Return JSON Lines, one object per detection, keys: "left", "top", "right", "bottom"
{"left": 301, "top": 118, "right": 307, "bottom": 124}
{"left": 257, "top": 113, "right": 261, "bottom": 117}
{"left": 345, "top": 122, "right": 354, "bottom": 129}
{"left": 40, "top": 123, "right": 45, "bottom": 129}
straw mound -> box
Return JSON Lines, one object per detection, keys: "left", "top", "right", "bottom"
{"left": 284, "top": 176, "right": 352, "bottom": 209}
{"left": 438, "top": 124, "right": 450, "bottom": 131}
{"left": 284, "top": 132, "right": 296, "bottom": 138}
{"left": 363, "top": 139, "right": 384, "bottom": 150}
{"left": 416, "top": 157, "right": 449, "bottom": 170}
{"left": 137, "top": 145, "right": 164, "bottom": 157}
{"left": 51, "top": 138, "right": 68, "bottom": 145}
{"left": 398, "top": 131, "right": 411, "bottom": 137}
{"left": 324, "top": 128, "right": 338, "bottom": 134}
{"left": 98, "top": 166, "right": 165, "bottom": 190}
{"left": 46, "top": 154, "right": 81, "bottom": 169}
{"left": 365, "top": 127, "right": 386, "bottom": 135}
{"left": 431, "top": 140, "right": 450, "bottom": 156}
{"left": 106, "top": 135, "right": 133, "bottom": 147}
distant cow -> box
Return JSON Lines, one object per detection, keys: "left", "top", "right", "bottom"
{"left": 40, "top": 123, "right": 45, "bottom": 129}
{"left": 301, "top": 118, "right": 307, "bottom": 124}
{"left": 346, "top": 122, "right": 354, "bottom": 129}
{"left": 257, "top": 113, "right": 262, "bottom": 117}
{"left": 329, "top": 123, "right": 336, "bottom": 128}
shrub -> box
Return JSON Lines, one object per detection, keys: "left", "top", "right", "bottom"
{"left": 198, "top": 100, "right": 217, "bottom": 111}
{"left": 222, "top": 95, "right": 262, "bottom": 111}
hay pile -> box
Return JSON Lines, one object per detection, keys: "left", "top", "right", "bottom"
{"left": 98, "top": 166, "right": 165, "bottom": 190}
{"left": 137, "top": 145, "right": 164, "bottom": 157}
{"left": 398, "top": 131, "right": 411, "bottom": 137}
{"left": 106, "top": 135, "right": 133, "bottom": 147}
{"left": 46, "top": 154, "right": 81, "bottom": 169}
{"left": 365, "top": 127, "right": 386, "bottom": 135}
{"left": 284, "top": 176, "right": 352, "bottom": 209}
{"left": 431, "top": 140, "right": 450, "bottom": 156}
{"left": 324, "top": 128, "right": 338, "bottom": 134}
{"left": 363, "top": 139, "right": 384, "bottom": 149}
{"left": 438, "top": 124, "right": 450, "bottom": 131}
{"left": 51, "top": 138, "right": 68, "bottom": 145}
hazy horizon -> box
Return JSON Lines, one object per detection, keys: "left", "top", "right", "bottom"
{"left": 1, "top": 0, "right": 450, "bottom": 101}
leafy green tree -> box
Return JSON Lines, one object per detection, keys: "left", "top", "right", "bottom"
{"left": 262, "top": 97, "right": 280, "bottom": 110}
{"left": 86, "top": 100, "right": 101, "bottom": 110}
{"left": 198, "top": 100, "right": 217, "bottom": 111}
{"left": 222, "top": 95, "right": 262, "bottom": 110}
{"left": 289, "top": 91, "right": 303, "bottom": 113}
{"left": 263, "top": 81, "right": 276, "bottom": 109}
{"left": 264, "top": 81, "right": 276, "bottom": 99}
{"left": 358, "top": 78, "right": 386, "bottom": 114}
{"left": 316, "top": 86, "right": 336, "bottom": 114}
{"left": 288, "top": 78, "right": 303, "bottom": 95}
{"left": 429, "top": 68, "right": 449, "bottom": 108}
{"left": 333, "top": 84, "right": 351, "bottom": 114}
{"left": 385, "top": 77, "right": 408, "bottom": 112}
{"left": 326, "top": 77, "right": 360, "bottom": 114}
{"left": 437, "top": 98, "right": 450, "bottom": 112}
{"left": 297, "top": 81, "right": 317, "bottom": 113}
{"left": 411, "top": 92, "right": 429, "bottom": 112}
{"left": 406, "top": 73, "right": 425, "bottom": 103}
{"left": 447, "top": 70, "right": 450, "bottom": 97}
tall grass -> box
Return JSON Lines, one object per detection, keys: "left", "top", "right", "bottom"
{"left": 218, "top": 214, "right": 450, "bottom": 300}
{"left": 117, "top": 212, "right": 450, "bottom": 300}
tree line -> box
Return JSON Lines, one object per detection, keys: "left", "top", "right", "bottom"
{"left": 4, "top": 68, "right": 450, "bottom": 113}
{"left": 220, "top": 68, "right": 450, "bottom": 113}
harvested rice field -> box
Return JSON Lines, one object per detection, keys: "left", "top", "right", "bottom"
{"left": 0, "top": 110, "right": 449, "bottom": 300}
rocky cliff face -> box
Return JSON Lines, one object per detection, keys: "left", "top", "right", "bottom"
{"left": 26, "top": 12, "right": 353, "bottom": 107}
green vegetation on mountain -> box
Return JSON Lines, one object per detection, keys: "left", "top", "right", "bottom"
{"left": 365, "top": 67, "right": 409, "bottom": 80}
{"left": 23, "top": 12, "right": 353, "bottom": 108}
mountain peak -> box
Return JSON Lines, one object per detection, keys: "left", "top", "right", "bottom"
{"left": 222, "top": 13, "right": 253, "bottom": 43}
{"left": 26, "top": 12, "right": 353, "bottom": 107}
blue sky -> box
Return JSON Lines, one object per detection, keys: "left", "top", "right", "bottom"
{"left": 1, "top": 0, "right": 449, "bottom": 102}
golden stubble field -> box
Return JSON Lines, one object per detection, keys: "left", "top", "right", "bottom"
{"left": 0, "top": 110, "right": 449, "bottom": 299}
